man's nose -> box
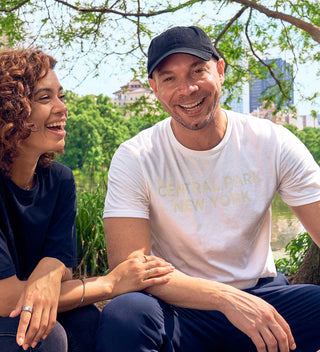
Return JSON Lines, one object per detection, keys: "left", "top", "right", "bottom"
{"left": 177, "top": 78, "right": 199, "bottom": 95}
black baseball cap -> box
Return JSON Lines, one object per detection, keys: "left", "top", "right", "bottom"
{"left": 147, "top": 26, "right": 219, "bottom": 78}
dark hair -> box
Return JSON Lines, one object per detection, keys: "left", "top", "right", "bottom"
{"left": 0, "top": 49, "right": 57, "bottom": 176}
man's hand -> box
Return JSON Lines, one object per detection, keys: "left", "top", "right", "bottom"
{"left": 220, "top": 287, "right": 296, "bottom": 352}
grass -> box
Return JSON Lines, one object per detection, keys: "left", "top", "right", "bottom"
{"left": 74, "top": 175, "right": 109, "bottom": 277}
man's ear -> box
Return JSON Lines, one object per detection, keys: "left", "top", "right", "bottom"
{"left": 148, "top": 78, "right": 158, "bottom": 98}
{"left": 217, "top": 59, "right": 225, "bottom": 85}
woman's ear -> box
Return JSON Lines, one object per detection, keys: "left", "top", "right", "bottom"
{"left": 26, "top": 122, "right": 39, "bottom": 133}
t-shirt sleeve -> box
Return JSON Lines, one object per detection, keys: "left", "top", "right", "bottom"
{"left": 42, "top": 166, "right": 78, "bottom": 268}
{"left": 104, "top": 145, "right": 150, "bottom": 219}
{"left": 0, "top": 188, "right": 16, "bottom": 279}
{"left": 278, "top": 126, "right": 320, "bottom": 206}
{"left": 0, "top": 228, "right": 16, "bottom": 279}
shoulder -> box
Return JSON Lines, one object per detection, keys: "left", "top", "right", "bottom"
{"left": 38, "top": 162, "right": 75, "bottom": 193}
{"left": 226, "top": 110, "right": 291, "bottom": 139}
{"left": 118, "top": 117, "right": 171, "bottom": 155}
{"left": 40, "top": 161, "right": 74, "bottom": 180}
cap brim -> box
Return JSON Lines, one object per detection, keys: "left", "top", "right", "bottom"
{"left": 148, "top": 47, "right": 213, "bottom": 78}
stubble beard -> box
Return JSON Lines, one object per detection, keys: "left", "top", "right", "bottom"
{"left": 173, "top": 91, "right": 221, "bottom": 131}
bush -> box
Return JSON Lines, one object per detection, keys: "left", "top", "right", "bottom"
{"left": 275, "top": 232, "right": 312, "bottom": 275}
{"left": 75, "top": 185, "right": 109, "bottom": 277}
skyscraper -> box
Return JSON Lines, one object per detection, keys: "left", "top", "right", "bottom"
{"left": 249, "top": 58, "right": 294, "bottom": 113}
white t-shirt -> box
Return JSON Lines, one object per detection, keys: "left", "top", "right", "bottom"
{"left": 104, "top": 110, "right": 320, "bottom": 289}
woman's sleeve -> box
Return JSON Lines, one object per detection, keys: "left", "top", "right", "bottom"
{"left": 0, "top": 191, "right": 16, "bottom": 279}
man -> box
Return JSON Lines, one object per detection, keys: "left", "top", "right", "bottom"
{"left": 97, "top": 26, "right": 320, "bottom": 352}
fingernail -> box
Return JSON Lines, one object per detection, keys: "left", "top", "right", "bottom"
{"left": 17, "top": 337, "right": 24, "bottom": 346}
{"left": 42, "top": 334, "right": 47, "bottom": 340}
{"left": 31, "top": 342, "right": 37, "bottom": 348}
{"left": 291, "top": 343, "right": 296, "bottom": 350}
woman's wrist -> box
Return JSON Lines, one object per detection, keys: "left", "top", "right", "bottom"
{"left": 34, "top": 257, "right": 67, "bottom": 282}
{"left": 77, "top": 278, "right": 86, "bottom": 307}
{"left": 98, "top": 274, "right": 116, "bottom": 300}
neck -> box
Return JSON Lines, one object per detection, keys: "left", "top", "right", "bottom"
{"left": 171, "top": 108, "right": 228, "bottom": 151}
{"left": 11, "top": 155, "right": 38, "bottom": 190}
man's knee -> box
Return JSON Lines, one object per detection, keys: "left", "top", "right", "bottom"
{"left": 96, "top": 292, "right": 171, "bottom": 351}
{"left": 100, "top": 291, "right": 163, "bottom": 328}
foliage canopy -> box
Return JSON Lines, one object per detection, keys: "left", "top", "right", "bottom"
{"left": 0, "top": 0, "right": 319, "bottom": 112}
{"left": 57, "top": 90, "right": 167, "bottom": 173}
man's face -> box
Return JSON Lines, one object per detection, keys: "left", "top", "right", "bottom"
{"left": 149, "top": 53, "right": 225, "bottom": 132}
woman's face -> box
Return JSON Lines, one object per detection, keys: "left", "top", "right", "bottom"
{"left": 20, "top": 69, "right": 68, "bottom": 157}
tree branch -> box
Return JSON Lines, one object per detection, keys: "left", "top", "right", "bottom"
{"left": 214, "top": 5, "right": 248, "bottom": 45}
{"left": 245, "top": 8, "right": 291, "bottom": 101}
{"left": 136, "top": 0, "right": 147, "bottom": 57}
{"left": 0, "top": 0, "right": 30, "bottom": 12}
{"left": 53, "top": 0, "right": 203, "bottom": 18}
{"left": 213, "top": 5, "right": 248, "bottom": 71}
{"left": 231, "top": 0, "right": 320, "bottom": 43}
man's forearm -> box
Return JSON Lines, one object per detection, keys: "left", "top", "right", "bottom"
{"left": 144, "top": 268, "right": 231, "bottom": 311}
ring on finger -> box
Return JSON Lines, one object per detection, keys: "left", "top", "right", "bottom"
{"left": 148, "top": 269, "right": 153, "bottom": 276}
{"left": 143, "top": 255, "right": 148, "bottom": 263}
{"left": 22, "top": 306, "right": 33, "bottom": 314}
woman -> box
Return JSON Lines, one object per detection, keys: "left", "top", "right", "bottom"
{"left": 0, "top": 49, "right": 174, "bottom": 351}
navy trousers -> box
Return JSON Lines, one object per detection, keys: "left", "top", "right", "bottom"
{"left": 96, "top": 274, "right": 320, "bottom": 352}
{"left": 0, "top": 304, "right": 99, "bottom": 351}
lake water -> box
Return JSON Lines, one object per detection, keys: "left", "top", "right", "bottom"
{"left": 271, "top": 193, "right": 304, "bottom": 259}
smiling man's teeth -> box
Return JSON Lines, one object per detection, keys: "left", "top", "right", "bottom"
{"left": 180, "top": 99, "right": 204, "bottom": 110}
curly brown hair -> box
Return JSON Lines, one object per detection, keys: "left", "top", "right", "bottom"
{"left": 0, "top": 49, "right": 58, "bottom": 176}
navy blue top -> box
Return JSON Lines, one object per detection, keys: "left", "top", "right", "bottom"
{"left": 0, "top": 162, "right": 78, "bottom": 280}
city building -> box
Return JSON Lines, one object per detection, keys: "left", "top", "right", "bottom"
{"left": 249, "top": 58, "right": 294, "bottom": 113}
{"left": 250, "top": 101, "right": 320, "bottom": 129}
{"left": 112, "top": 80, "right": 154, "bottom": 108}
{"left": 283, "top": 114, "right": 320, "bottom": 129}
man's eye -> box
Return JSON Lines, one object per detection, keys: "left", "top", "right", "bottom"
{"left": 59, "top": 94, "right": 65, "bottom": 101}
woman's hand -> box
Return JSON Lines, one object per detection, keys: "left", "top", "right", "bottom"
{"left": 107, "top": 255, "right": 174, "bottom": 298}
{"left": 9, "top": 257, "right": 67, "bottom": 350}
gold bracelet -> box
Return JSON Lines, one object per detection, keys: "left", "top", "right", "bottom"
{"left": 78, "top": 278, "right": 85, "bottom": 308}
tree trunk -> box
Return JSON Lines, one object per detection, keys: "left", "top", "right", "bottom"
{"left": 290, "top": 242, "right": 320, "bottom": 285}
